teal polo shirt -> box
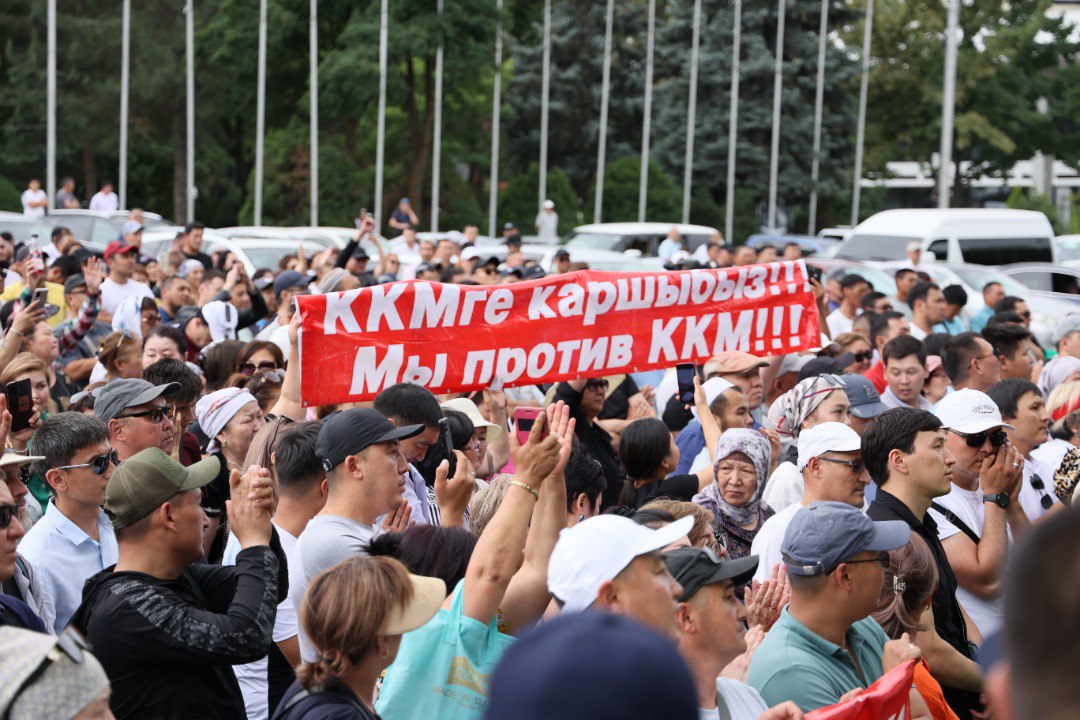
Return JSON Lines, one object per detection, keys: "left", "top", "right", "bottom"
{"left": 747, "top": 607, "right": 889, "bottom": 711}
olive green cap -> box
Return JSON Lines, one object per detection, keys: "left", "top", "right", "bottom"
{"left": 104, "top": 448, "right": 220, "bottom": 530}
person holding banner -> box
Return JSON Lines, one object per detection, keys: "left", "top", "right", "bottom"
{"left": 554, "top": 378, "right": 626, "bottom": 509}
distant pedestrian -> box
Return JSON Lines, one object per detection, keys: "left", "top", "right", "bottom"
{"left": 388, "top": 197, "right": 419, "bottom": 230}
{"left": 535, "top": 199, "right": 559, "bottom": 242}
{"left": 88, "top": 182, "right": 119, "bottom": 212}
{"left": 55, "top": 177, "right": 80, "bottom": 209}
{"left": 21, "top": 179, "right": 48, "bottom": 218}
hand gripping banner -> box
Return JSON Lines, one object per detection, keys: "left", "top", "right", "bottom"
{"left": 296, "top": 262, "right": 821, "bottom": 407}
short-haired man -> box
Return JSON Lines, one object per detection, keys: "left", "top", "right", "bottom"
{"left": 942, "top": 331, "right": 1000, "bottom": 393}
{"left": 881, "top": 335, "right": 931, "bottom": 409}
{"left": 863, "top": 310, "right": 910, "bottom": 393}
{"left": 863, "top": 407, "right": 984, "bottom": 718}
{"left": 99, "top": 241, "right": 155, "bottom": 316}
{"left": 158, "top": 274, "right": 193, "bottom": 323}
{"left": 87, "top": 181, "right": 118, "bottom": 212}
{"left": 969, "top": 282, "right": 1006, "bottom": 333}
{"left": 664, "top": 548, "right": 801, "bottom": 719}
{"left": 71, "top": 449, "right": 286, "bottom": 718}
{"left": 888, "top": 268, "right": 918, "bottom": 321}
{"left": 1052, "top": 315, "right": 1080, "bottom": 360}
{"left": 0, "top": 451, "right": 52, "bottom": 629}
{"left": 782, "top": 242, "right": 802, "bottom": 261}
{"left": 180, "top": 221, "right": 213, "bottom": 269}
{"left": 751, "top": 423, "right": 869, "bottom": 583}
{"left": 705, "top": 350, "right": 768, "bottom": 418}
{"left": 733, "top": 245, "right": 757, "bottom": 267}
{"left": 547, "top": 513, "right": 692, "bottom": 642}
{"left": 224, "top": 420, "right": 326, "bottom": 720}
{"left": 552, "top": 248, "right": 571, "bottom": 274}
{"left": 994, "top": 296, "right": 1032, "bottom": 331}
{"left": 18, "top": 413, "right": 117, "bottom": 633}
{"left": 142, "top": 358, "right": 203, "bottom": 466}
{"left": 825, "top": 274, "right": 870, "bottom": 338}
{"left": 908, "top": 281, "right": 946, "bottom": 340}
{"left": 747, "top": 502, "right": 925, "bottom": 713}
{"left": 934, "top": 284, "right": 969, "bottom": 335}
{"left": 987, "top": 378, "right": 1062, "bottom": 523}
{"left": 981, "top": 323, "right": 1035, "bottom": 381}
{"left": 255, "top": 270, "right": 308, "bottom": 341}
{"left": 931, "top": 389, "right": 1028, "bottom": 638}
{"left": 93, "top": 378, "right": 179, "bottom": 461}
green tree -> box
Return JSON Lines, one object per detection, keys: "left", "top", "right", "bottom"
{"left": 498, "top": 162, "right": 578, "bottom": 235}
{"left": 584, "top": 156, "right": 681, "bottom": 224}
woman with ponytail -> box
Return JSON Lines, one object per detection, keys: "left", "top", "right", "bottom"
{"left": 873, "top": 535, "right": 960, "bottom": 720}
{"left": 273, "top": 556, "right": 444, "bottom": 720}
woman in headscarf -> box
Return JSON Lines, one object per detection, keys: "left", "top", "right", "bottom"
{"left": 761, "top": 374, "right": 851, "bottom": 512}
{"left": 692, "top": 428, "right": 773, "bottom": 560}
{"left": 200, "top": 299, "right": 238, "bottom": 344}
{"left": 1037, "top": 354, "right": 1080, "bottom": 401}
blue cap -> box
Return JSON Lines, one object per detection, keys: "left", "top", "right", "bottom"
{"left": 484, "top": 612, "right": 697, "bottom": 720}
{"left": 842, "top": 373, "right": 889, "bottom": 419}
{"left": 272, "top": 270, "right": 307, "bottom": 298}
{"left": 781, "top": 501, "right": 911, "bottom": 576}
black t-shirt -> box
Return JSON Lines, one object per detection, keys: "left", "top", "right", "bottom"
{"left": 625, "top": 474, "right": 699, "bottom": 508}
{"left": 182, "top": 249, "right": 214, "bottom": 270}
{"left": 597, "top": 376, "right": 639, "bottom": 421}
{"left": 554, "top": 382, "right": 625, "bottom": 509}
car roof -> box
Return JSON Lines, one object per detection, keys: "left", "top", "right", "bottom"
{"left": 852, "top": 209, "right": 1053, "bottom": 236}
{"left": 570, "top": 222, "right": 720, "bottom": 235}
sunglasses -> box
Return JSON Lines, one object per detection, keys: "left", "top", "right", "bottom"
{"left": 851, "top": 350, "right": 872, "bottom": 362}
{"left": 117, "top": 405, "right": 175, "bottom": 424}
{"left": 0, "top": 503, "right": 16, "bottom": 530}
{"left": 817, "top": 456, "right": 865, "bottom": 475}
{"left": 1030, "top": 474, "right": 1055, "bottom": 510}
{"left": 240, "top": 361, "right": 278, "bottom": 376}
{"left": 55, "top": 449, "right": 121, "bottom": 475}
{"left": 585, "top": 380, "right": 609, "bottom": 391}
{"left": 949, "top": 428, "right": 1007, "bottom": 449}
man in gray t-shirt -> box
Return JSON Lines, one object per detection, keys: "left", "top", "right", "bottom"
{"left": 291, "top": 408, "right": 424, "bottom": 662}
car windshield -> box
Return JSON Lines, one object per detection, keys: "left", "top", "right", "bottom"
{"left": 1056, "top": 238, "right": 1080, "bottom": 262}
{"left": 838, "top": 234, "right": 915, "bottom": 261}
{"left": 0, "top": 219, "right": 53, "bottom": 246}
{"left": 948, "top": 266, "right": 1029, "bottom": 296}
{"left": 565, "top": 232, "right": 621, "bottom": 251}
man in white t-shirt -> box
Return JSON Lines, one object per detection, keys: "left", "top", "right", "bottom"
{"left": 88, "top": 182, "right": 119, "bottom": 211}
{"left": 825, "top": 273, "right": 870, "bottom": 338}
{"left": 535, "top": 199, "right": 559, "bottom": 243}
{"left": 99, "top": 241, "right": 155, "bottom": 315}
{"left": 663, "top": 548, "right": 801, "bottom": 720}
{"left": 388, "top": 228, "right": 421, "bottom": 279}
{"left": 751, "top": 422, "right": 868, "bottom": 584}
{"left": 21, "top": 179, "right": 48, "bottom": 218}
{"left": 928, "top": 389, "right": 1029, "bottom": 638}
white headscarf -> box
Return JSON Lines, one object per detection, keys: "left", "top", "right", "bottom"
{"left": 196, "top": 387, "right": 258, "bottom": 453}
{"left": 200, "top": 300, "right": 237, "bottom": 343}
{"left": 112, "top": 296, "right": 143, "bottom": 336}
{"left": 691, "top": 377, "right": 736, "bottom": 420}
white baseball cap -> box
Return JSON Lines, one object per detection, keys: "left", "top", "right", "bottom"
{"left": 797, "top": 422, "right": 862, "bottom": 470}
{"left": 548, "top": 515, "right": 694, "bottom": 614}
{"left": 543, "top": 199, "right": 555, "bottom": 209}
{"left": 777, "top": 353, "right": 814, "bottom": 377}
{"left": 934, "top": 388, "right": 1013, "bottom": 434}
{"left": 691, "top": 377, "right": 736, "bottom": 420}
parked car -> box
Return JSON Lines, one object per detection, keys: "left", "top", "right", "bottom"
{"left": 746, "top": 234, "right": 841, "bottom": 258}
{"left": 805, "top": 257, "right": 898, "bottom": 296}
{"left": 817, "top": 227, "right": 853, "bottom": 242}
{"left": 40, "top": 209, "right": 176, "bottom": 253}
{"left": 524, "top": 246, "right": 664, "bottom": 273}
{"left": 835, "top": 209, "right": 1056, "bottom": 265}
{"left": 563, "top": 222, "right": 720, "bottom": 256}
{"left": 0, "top": 212, "right": 54, "bottom": 247}
{"left": 998, "top": 263, "right": 1080, "bottom": 298}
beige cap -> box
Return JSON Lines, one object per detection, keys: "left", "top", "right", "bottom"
{"left": 704, "top": 351, "right": 768, "bottom": 377}
{"left": 382, "top": 574, "right": 446, "bottom": 634}
{"left": 441, "top": 398, "right": 503, "bottom": 442}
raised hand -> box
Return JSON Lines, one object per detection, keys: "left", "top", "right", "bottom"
{"left": 434, "top": 451, "right": 476, "bottom": 522}
{"left": 744, "top": 562, "right": 788, "bottom": 632}
{"left": 83, "top": 257, "right": 106, "bottom": 294}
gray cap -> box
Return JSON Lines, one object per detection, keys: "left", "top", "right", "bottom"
{"left": 841, "top": 374, "right": 889, "bottom": 420}
{"left": 0, "top": 627, "right": 109, "bottom": 720}
{"left": 1054, "top": 315, "right": 1080, "bottom": 343}
{"left": 781, "top": 501, "right": 911, "bottom": 576}
{"left": 63, "top": 273, "right": 87, "bottom": 295}
{"left": 92, "top": 378, "right": 179, "bottom": 423}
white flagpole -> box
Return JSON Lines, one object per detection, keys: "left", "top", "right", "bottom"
{"left": 593, "top": 0, "right": 614, "bottom": 224}
{"left": 431, "top": 0, "right": 444, "bottom": 231}
{"left": 766, "top": 0, "right": 786, "bottom": 232}
{"left": 119, "top": 0, "right": 130, "bottom": 209}
{"left": 851, "top": 0, "right": 874, "bottom": 226}
{"left": 938, "top": 0, "right": 959, "bottom": 209}
{"left": 309, "top": 0, "right": 319, "bottom": 225}
{"left": 185, "top": 0, "right": 195, "bottom": 221}
{"left": 538, "top": 0, "right": 551, "bottom": 212}
{"left": 682, "top": 0, "right": 703, "bottom": 224}
{"left": 47, "top": 0, "right": 56, "bottom": 210}
{"left": 725, "top": 0, "right": 742, "bottom": 242}
{"left": 638, "top": 0, "right": 656, "bottom": 222}
{"left": 488, "top": 0, "right": 504, "bottom": 237}
{"left": 375, "top": 0, "right": 388, "bottom": 230}
{"left": 254, "top": 0, "right": 267, "bottom": 226}
{"left": 807, "top": 0, "right": 828, "bottom": 235}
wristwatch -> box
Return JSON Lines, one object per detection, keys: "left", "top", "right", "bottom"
{"left": 983, "top": 493, "right": 1010, "bottom": 509}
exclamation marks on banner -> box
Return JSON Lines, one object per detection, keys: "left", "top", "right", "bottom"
{"left": 770, "top": 264, "right": 781, "bottom": 295}
{"left": 789, "top": 305, "right": 803, "bottom": 348}
{"left": 755, "top": 308, "right": 768, "bottom": 352}
{"left": 785, "top": 262, "right": 798, "bottom": 294}
{"left": 772, "top": 306, "right": 784, "bottom": 350}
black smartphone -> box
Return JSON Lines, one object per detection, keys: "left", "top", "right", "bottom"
{"left": 5, "top": 378, "right": 34, "bottom": 432}
{"left": 676, "top": 363, "right": 696, "bottom": 405}
{"left": 807, "top": 265, "right": 822, "bottom": 284}
{"left": 437, "top": 417, "right": 458, "bottom": 477}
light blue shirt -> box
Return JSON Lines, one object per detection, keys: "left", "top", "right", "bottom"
{"left": 17, "top": 500, "right": 118, "bottom": 633}
{"left": 969, "top": 306, "right": 995, "bottom": 333}
{"left": 658, "top": 237, "right": 683, "bottom": 261}
{"left": 933, "top": 316, "right": 966, "bottom": 335}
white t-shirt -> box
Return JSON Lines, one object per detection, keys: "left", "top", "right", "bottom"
{"left": 21, "top": 189, "right": 47, "bottom": 218}
{"left": 535, "top": 211, "right": 559, "bottom": 241}
{"left": 749, "top": 502, "right": 803, "bottom": 584}
{"left": 926, "top": 484, "right": 1007, "bottom": 637}
{"left": 1030, "top": 438, "right": 1072, "bottom": 475}
{"left": 886, "top": 296, "right": 913, "bottom": 320}
{"left": 761, "top": 462, "right": 803, "bottom": 515}
{"left": 1019, "top": 455, "right": 1059, "bottom": 522}
{"left": 825, "top": 308, "right": 857, "bottom": 338}
{"left": 699, "top": 678, "right": 770, "bottom": 720}
{"left": 908, "top": 323, "right": 928, "bottom": 341}
{"left": 292, "top": 515, "right": 381, "bottom": 662}
{"left": 88, "top": 190, "right": 119, "bottom": 211}
{"left": 223, "top": 524, "right": 299, "bottom": 720}
{"left": 99, "top": 277, "right": 155, "bottom": 315}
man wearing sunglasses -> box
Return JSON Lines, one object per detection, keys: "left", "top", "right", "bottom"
{"left": 929, "top": 390, "right": 1028, "bottom": 640}
{"left": 93, "top": 378, "right": 179, "bottom": 462}
{"left": 0, "top": 480, "right": 48, "bottom": 632}
{"left": 17, "top": 414, "right": 118, "bottom": 633}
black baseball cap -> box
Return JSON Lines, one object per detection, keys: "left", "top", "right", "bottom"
{"left": 662, "top": 548, "right": 759, "bottom": 602}
{"left": 316, "top": 408, "right": 424, "bottom": 472}
{"left": 554, "top": 248, "right": 570, "bottom": 260}
{"left": 351, "top": 249, "right": 370, "bottom": 261}
{"left": 798, "top": 354, "right": 852, "bottom": 381}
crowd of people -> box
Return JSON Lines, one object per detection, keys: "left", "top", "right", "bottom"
{"left": 0, "top": 208, "right": 1076, "bottom": 720}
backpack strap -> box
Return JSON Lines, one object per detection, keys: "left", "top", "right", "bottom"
{"left": 930, "top": 502, "right": 980, "bottom": 545}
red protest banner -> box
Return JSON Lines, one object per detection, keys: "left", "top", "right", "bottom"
{"left": 296, "top": 262, "right": 820, "bottom": 406}
{"left": 804, "top": 661, "right": 916, "bottom": 720}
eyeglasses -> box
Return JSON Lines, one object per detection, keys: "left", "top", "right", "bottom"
{"left": 949, "top": 428, "right": 1007, "bottom": 449}
{"left": 851, "top": 350, "right": 872, "bottom": 362}
{"left": 480, "top": 267, "right": 498, "bottom": 275}
{"left": 117, "top": 404, "right": 175, "bottom": 424}
{"left": 1030, "top": 474, "right": 1055, "bottom": 510}
{"left": 0, "top": 503, "right": 17, "bottom": 530}
{"left": 817, "top": 457, "right": 866, "bottom": 475}
{"left": 240, "top": 361, "right": 278, "bottom": 376}
{"left": 841, "top": 551, "right": 890, "bottom": 570}
{"left": 55, "top": 449, "right": 121, "bottom": 475}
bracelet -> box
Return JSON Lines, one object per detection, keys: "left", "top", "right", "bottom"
{"left": 7, "top": 328, "right": 25, "bottom": 338}
{"left": 508, "top": 480, "right": 540, "bottom": 500}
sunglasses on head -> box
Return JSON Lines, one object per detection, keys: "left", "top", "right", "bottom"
{"left": 949, "top": 428, "right": 1007, "bottom": 449}
{"left": 55, "top": 449, "right": 121, "bottom": 475}
{"left": 240, "top": 361, "right": 278, "bottom": 376}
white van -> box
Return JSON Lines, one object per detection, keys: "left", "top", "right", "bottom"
{"left": 835, "top": 209, "right": 1055, "bottom": 265}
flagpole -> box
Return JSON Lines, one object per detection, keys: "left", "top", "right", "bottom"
{"left": 185, "top": 0, "right": 195, "bottom": 221}
{"left": 538, "top": 0, "right": 551, "bottom": 211}
{"left": 488, "top": 0, "right": 504, "bottom": 238}
{"left": 681, "top": 0, "right": 702, "bottom": 224}
{"left": 593, "top": 0, "right": 614, "bottom": 223}
{"left": 119, "top": 0, "right": 130, "bottom": 209}
{"left": 725, "top": 0, "right": 742, "bottom": 243}
{"left": 309, "top": 0, "right": 319, "bottom": 225}
{"left": 938, "top": 0, "right": 959, "bottom": 209}
{"left": 807, "top": 0, "right": 828, "bottom": 235}
{"left": 253, "top": 0, "right": 267, "bottom": 226}
{"left": 766, "top": 0, "right": 786, "bottom": 232}
{"left": 638, "top": 0, "right": 656, "bottom": 222}
{"left": 375, "top": 0, "right": 388, "bottom": 230}
{"left": 46, "top": 0, "right": 56, "bottom": 210}
{"left": 431, "top": 0, "right": 444, "bottom": 231}
{"left": 851, "top": 0, "right": 874, "bottom": 226}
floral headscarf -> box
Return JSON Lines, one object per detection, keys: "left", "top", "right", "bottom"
{"left": 766, "top": 374, "right": 847, "bottom": 441}
{"left": 693, "top": 428, "right": 771, "bottom": 526}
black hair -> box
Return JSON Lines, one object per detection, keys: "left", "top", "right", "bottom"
{"left": 907, "top": 281, "right": 939, "bottom": 310}
{"left": 201, "top": 268, "right": 226, "bottom": 285}
{"left": 982, "top": 322, "right": 1032, "bottom": 361}
{"left": 882, "top": 334, "right": 926, "bottom": 366}
{"left": 990, "top": 310, "right": 1024, "bottom": 326}
{"left": 988, "top": 378, "right": 1041, "bottom": 420}
{"left": 367, "top": 525, "right": 477, "bottom": 596}
{"left": 32, "top": 412, "right": 110, "bottom": 487}
{"left": 442, "top": 409, "right": 475, "bottom": 451}
{"left": 142, "top": 356, "right": 202, "bottom": 405}
{"left": 50, "top": 225, "right": 70, "bottom": 240}
{"left": 564, "top": 447, "right": 607, "bottom": 513}
{"left": 708, "top": 384, "right": 744, "bottom": 417}
{"left": 373, "top": 382, "right": 443, "bottom": 427}
{"left": 941, "top": 332, "right": 985, "bottom": 384}
{"left": 994, "top": 296, "right": 1025, "bottom": 314}
{"left": 50, "top": 254, "right": 81, "bottom": 280}
{"left": 861, "top": 407, "right": 943, "bottom": 486}
{"left": 184, "top": 221, "right": 204, "bottom": 234}
{"left": 895, "top": 268, "right": 918, "bottom": 281}
{"left": 273, "top": 421, "right": 324, "bottom": 496}
{"left": 142, "top": 324, "right": 189, "bottom": 357}
{"left": 922, "top": 333, "right": 950, "bottom": 359}
{"left": 628, "top": 507, "right": 678, "bottom": 529}
{"left": 618, "top": 418, "right": 673, "bottom": 484}
{"left": 870, "top": 311, "right": 905, "bottom": 346}
{"left": 201, "top": 340, "right": 245, "bottom": 391}
{"left": 982, "top": 281, "right": 1002, "bottom": 293}
{"left": 783, "top": 242, "right": 800, "bottom": 251}
{"left": 840, "top": 273, "right": 869, "bottom": 291}
{"left": 861, "top": 291, "right": 886, "bottom": 311}
{"left": 942, "top": 284, "right": 968, "bottom": 307}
